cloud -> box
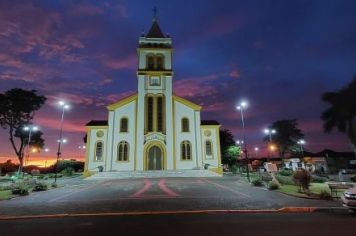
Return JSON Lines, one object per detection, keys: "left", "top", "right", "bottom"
{"left": 101, "top": 54, "right": 136, "bottom": 70}
{"left": 173, "top": 74, "right": 219, "bottom": 98}
{"left": 70, "top": 3, "right": 104, "bottom": 16}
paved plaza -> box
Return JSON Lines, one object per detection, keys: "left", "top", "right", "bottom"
{"left": 0, "top": 176, "right": 343, "bottom": 217}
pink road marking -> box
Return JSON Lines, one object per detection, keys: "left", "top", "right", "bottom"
{"left": 131, "top": 179, "right": 152, "bottom": 198}
{"left": 158, "top": 179, "right": 180, "bottom": 197}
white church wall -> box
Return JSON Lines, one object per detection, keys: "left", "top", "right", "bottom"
{"left": 111, "top": 101, "right": 136, "bottom": 171}
{"left": 201, "top": 126, "right": 221, "bottom": 169}
{"left": 174, "top": 101, "right": 200, "bottom": 170}
{"left": 87, "top": 127, "right": 108, "bottom": 171}
{"left": 164, "top": 77, "right": 174, "bottom": 169}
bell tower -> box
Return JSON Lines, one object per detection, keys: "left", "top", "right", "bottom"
{"left": 137, "top": 12, "right": 173, "bottom": 134}
{"left": 136, "top": 12, "right": 175, "bottom": 170}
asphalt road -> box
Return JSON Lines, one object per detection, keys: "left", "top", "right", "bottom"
{"left": 0, "top": 177, "right": 343, "bottom": 217}
{"left": 0, "top": 212, "right": 354, "bottom": 236}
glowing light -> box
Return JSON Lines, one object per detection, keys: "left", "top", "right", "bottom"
{"left": 297, "top": 139, "right": 305, "bottom": 145}
{"left": 44, "top": 148, "right": 50, "bottom": 152}
{"left": 269, "top": 144, "right": 276, "bottom": 151}
{"left": 254, "top": 147, "right": 259, "bottom": 151}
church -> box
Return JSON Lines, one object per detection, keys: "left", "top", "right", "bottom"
{"left": 84, "top": 17, "right": 222, "bottom": 175}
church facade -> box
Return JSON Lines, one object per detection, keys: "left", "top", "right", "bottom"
{"left": 84, "top": 18, "right": 222, "bottom": 173}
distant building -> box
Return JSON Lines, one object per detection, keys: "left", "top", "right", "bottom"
{"left": 84, "top": 17, "right": 222, "bottom": 173}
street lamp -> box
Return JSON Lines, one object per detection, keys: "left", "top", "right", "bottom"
{"left": 297, "top": 139, "right": 305, "bottom": 158}
{"left": 22, "top": 125, "right": 39, "bottom": 168}
{"left": 54, "top": 101, "right": 70, "bottom": 183}
{"left": 254, "top": 147, "right": 259, "bottom": 158}
{"left": 236, "top": 100, "right": 250, "bottom": 182}
{"left": 264, "top": 128, "right": 276, "bottom": 142}
{"left": 264, "top": 128, "right": 276, "bottom": 160}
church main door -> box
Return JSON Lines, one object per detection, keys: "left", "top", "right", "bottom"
{"left": 147, "top": 146, "right": 163, "bottom": 170}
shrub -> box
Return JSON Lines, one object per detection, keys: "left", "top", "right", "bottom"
{"left": 230, "top": 165, "right": 238, "bottom": 174}
{"left": 276, "top": 175, "right": 294, "bottom": 185}
{"left": 350, "top": 175, "right": 356, "bottom": 182}
{"left": 30, "top": 169, "right": 40, "bottom": 176}
{"left": 10, "top": 183, "right": 29, "bottom": 196}
{"left": 268, "top": 181, "right": 280, "bottom": 190}
{"left": 32, "top": 182, "right": 48, "bottom": 192}
{"left": 251, "top": 178, "right": 263, "bottom": 187}
{"left": 261, "top": 173, "right": 273, "bottom": 182}
{"left": 293, "top": 169, "right": 311, "bottom": 193}
{"left": 319, "top": 190, "right": 332, "bottom": 200}
{"left": 61, "top": 167, "right": 74, "bottom": 176}
{"left": 51, "top": 182, "right": 58, "bottom": 188}
{"left": 311, "top": 176, "right": 328, "bottom": 183}
{"left": 278, "top": 169, "right": 293, "bottom": 176}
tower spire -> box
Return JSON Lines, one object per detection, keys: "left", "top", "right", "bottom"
{"left": 152, "top": 6, "right": 158, "bottom": 21}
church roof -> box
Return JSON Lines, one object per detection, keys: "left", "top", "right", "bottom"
{"left": 201, "top": 120, "right": 220, "bottom": 125}
{"left": 86, "top": 120, "right": 108, "bottom": 126}
{"left": 146, "top": 20, "right": 165, "bottom": 38}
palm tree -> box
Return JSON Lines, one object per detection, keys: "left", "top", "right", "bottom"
{"left": 321, "top": 76, "right": 356, "bottom": 155}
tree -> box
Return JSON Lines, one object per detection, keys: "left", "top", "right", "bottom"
{"left": 321, "top": 76, "right": 356, "bottom": 155}
{"left": 0, "top": 89, "right": 46, "bottom": 172}
{"left": 220, "top": 128, "right": 240, "bottom": 166}
{"left": 264, "top": 119, "right": 304, "bottom": 158}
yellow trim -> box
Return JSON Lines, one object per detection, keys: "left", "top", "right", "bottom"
{"left": 86, "top": 126, "right": 108, "bottom": 129}
{"left": 107, "top": 94, "right": 138, "bottom": 111}
{"left": 172, "top": 98, "right": 176, "bottom": 170}
{"left": 134, "top": 99, "right": 138, "bottom": 170}
{"left": 200, "top": 125, "right": 220, "bottom": 128}
{"left": 137, "top": 47, "right": 173, "bottom": 52}
{"left": 143, "top": 141, "right": 167, "bottom": 170}
{"left": 137, "top": 70, "right": 173, "bottom": 76}
{"left": 210, "top": 167, "right": 223, "bottom": 175}
{"left": 84, "top": 128, "right": 91, "bottom": 171}
{"left": 82, "top": 170, "right": 95, "bottom": 178}
{"left": 215, "top": 126, "right": 222, "bottom": 168}
{"left": 173, "top": 95, "right": 202, "bottom": 111}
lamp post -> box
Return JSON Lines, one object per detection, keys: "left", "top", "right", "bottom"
{"left": 236, "top": 101, "right": 250, "bottom": 182}
{"left": 22, "top": 125, "right": 38, "bottom": 171}
{"left": 297, "top": 139, "right": 305, "bottom": 157}
{"left": 78, "top": 145, "right": 86, "bottom": 159}
{"left": 264, "top": 128, "right": 276, "bottom": 159}
{"left": 54, "top": 101, "right": 70, "bottom": 183}
{"left": 254, "top": 147, "right": 259, "bottom": 158}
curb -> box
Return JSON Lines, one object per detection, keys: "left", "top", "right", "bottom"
{"left": 0, "top": 207, "right": 349, "bottom": 221}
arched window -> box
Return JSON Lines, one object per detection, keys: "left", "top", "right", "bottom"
{"left": 120, "top": 118, "right": 128, "bottom": 132}
{"left": 181, "top": 141, "right": 191, "bottom": 160}
{"left": 146, "top": 96, "right": 154, "bottom": 132}
{"left": 147, "top": 56, "right": 154, "bottom": 70}
{"left": 205, "top": 140, "right": 212, "bottom": 156}
{"left": 181, "top": 118, "right": 189, "bottom": 132}
{"left": 117, "top": 141, "right": 129, "bottom": 161}
{"left": 95, "top": 142, "right": 103, "bottom": 161}
{"left": 156, "top": 56, "right": 164, "bottom": 70}
{"left": 157, "top": 96, "right": 164, "bottom": 132}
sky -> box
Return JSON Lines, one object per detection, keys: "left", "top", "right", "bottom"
{"left": 0, "top": 0, "right": 356, "bottom": 163}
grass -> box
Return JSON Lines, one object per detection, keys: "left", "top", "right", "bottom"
{"left": 0, "top": 190, "right": 13, "bottom": 200}
{"left": 278, "top": 183, "right": 334, "bottom": 198}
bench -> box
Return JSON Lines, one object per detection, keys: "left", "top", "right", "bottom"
{"left": 328, "top": 182, "right": 354, "bottom": 197}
